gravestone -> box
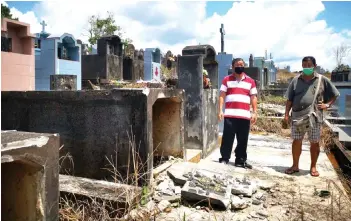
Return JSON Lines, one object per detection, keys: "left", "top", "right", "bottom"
{"left": 82, "top": 35, "right": 123, "bottom": 81}
{"left": 144, "top": 48, "right": 162, "bottom": 81}
{"left": 123, "top": 44, "right": 135, "bottom": 80}
{"left": 177, "top": 44, "right": 219, "bottom": 157}
{"left": 50, "top": 75, "right": 77, "bottom": 91}
{"left": 134, "top": 49, "right": 144, "bottom": 80}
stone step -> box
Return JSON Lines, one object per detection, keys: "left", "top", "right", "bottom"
{"left": 59, "top": 174, "right": 142, "bottom": 208}
{"left": 184, "top": 149, "right": 202, "bottom": 163}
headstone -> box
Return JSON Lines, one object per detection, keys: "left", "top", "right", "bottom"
{"left": 144, "top": 48, "right": 162, "bottom": 81}
{"left": 123, "top": 44, "right": 135, "bottom": 80}
{"left": 50, "top": 75, "right": 77, "bottom": 91}
{"left": 82, "top": 35, "right": 123, "bottom": 81}
{"left": 178, "top": 45, "right": 219, "bottom": 156}
{"left": 97, "top": 35, "right": 123, "bottom": 57}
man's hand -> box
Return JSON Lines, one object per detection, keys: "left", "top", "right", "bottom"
{"left": 284, "top": 114, "right": 289, "bottom": 124}
{"left": 218, "top": 111, "right": 224, "bottom": 121}
{"left": 282, "top": 114, "right": 289, "bottom": 129}
{"left": 317, "top": 103, "right": 329, "bottom": 110}
{"left": 251, "top": 112, "right": 257, "bottom": 125}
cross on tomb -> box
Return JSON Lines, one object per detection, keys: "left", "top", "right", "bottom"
{"left": 40, "top": 20, "right": 47, "bottom": 33}
{"left": 219, "top": 23, "right": 225, "bottom": 53}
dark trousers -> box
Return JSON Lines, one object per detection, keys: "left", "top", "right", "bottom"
{"left": 220, "top": 117, "right": 251, "bottom": 163}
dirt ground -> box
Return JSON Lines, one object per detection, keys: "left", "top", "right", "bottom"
{"left": 154, "top": 134, "right": 351, "bottom": 221}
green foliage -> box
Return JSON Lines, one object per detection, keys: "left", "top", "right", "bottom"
{"left": 1, "top": 4, "right": 18, "bottom": 20}
{"left": 333, "top": 64, "right": 350, "bottom": 72}
{"left": 86, "top": 11, "right": 132, "bottom": 50}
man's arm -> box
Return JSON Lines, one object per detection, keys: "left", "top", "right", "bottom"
{"left": 284, "top": 81, "right": 294, "bottom": 118}
{"left": 285, "top": 100, "right": 292, "bottom": 117}
{"left": 219, "top": 91, "right": 226, "bottom": 112}
{"left": 250, "top": 82, "right": 258, "bottom": 124}
{"left": 251, "top": 95, "right": 257, "bottom": 113}
{"left": 323, "top": 77, "right": 340, "bottom": 107}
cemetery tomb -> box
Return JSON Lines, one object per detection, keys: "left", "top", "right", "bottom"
{"left": 123, "top": 44, "right": 135, "bottom": 80}
{"left": 82, "top": 35, "right": 123, "bottom": 81}
{"left": 152, "top": 97, "right": 183, "bottom": 164}
{"left": 1, "top": 131, "right": 60, "bottom": 221}
{"left": 1, "top": 89, "right": 185, "bottom": 185}
{"left": 177, "top": 44, "right": 219, "bottom": 157}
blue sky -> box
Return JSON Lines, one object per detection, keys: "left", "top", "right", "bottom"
{"left": 4, "top": 1, "right": 351, "bottom": 71}
{"left": 7, "top": 1, "right": 351, "bottom": 33}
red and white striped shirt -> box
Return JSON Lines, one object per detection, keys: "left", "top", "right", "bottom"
{"left": 220, "top": 73, "right": 257, "bottom": 120}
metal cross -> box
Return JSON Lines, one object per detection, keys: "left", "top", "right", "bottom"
{"left": 40, "top": 20, "right": 47, "bottom": 32}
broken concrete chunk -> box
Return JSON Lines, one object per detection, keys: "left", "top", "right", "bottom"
{"left": 157, "top": 200, "right": 171, "bottom": 212}
{"left": 258, "top": 181, "right": 276, "bottom": 191}
{"left": 156, "top": 177, "right": 175, "bottom": 196}
{"left": 231, "top": 196, "right": 249, "bottom": 210}
{"left": 252, "top": 198, "right": 262, "bottom": 205}
{"left": 181, "top": 181, "right": 231, "bottom": 209}
{"left": 167, "top": 162, "right": 198, "bottom": 185}
{"left": 257, "top": 210, "right": 269, "bottom": 218}
{"left": 231, "top": 183, "right": 256, "bottom": 197}
{"left": 174, "top": 186, "right": 181, "bottom": 195}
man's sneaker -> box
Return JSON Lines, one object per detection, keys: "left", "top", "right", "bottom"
{"left": 234, "top": 161, "right": 253, "bottom": 169}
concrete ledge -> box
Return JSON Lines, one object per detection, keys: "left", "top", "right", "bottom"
{"left": 60, "top": 174, "right": 142, "bottom": 208}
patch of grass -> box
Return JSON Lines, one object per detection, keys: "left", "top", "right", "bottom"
{"left": 259, "top": 94, "right": 287, "bottom": 106}
{"left": 277, "top": 70, "right": 297, "bottom": 83}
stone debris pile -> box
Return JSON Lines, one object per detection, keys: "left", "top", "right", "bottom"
{"left": 153, "top": 163, "right": 276, "bottom": 213}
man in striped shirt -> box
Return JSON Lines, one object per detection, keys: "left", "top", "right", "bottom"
{"left": 218, "top": 58, "right": 258, "bottom": 168}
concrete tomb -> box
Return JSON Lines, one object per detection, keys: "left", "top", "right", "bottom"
{"left": 177, "top": 44, "right": 219, "bottom": 157}
{"left": 123, "top": 44, "right": 144, "bottom": 81}
{"left": 82, "top": 35, "right": 123, "bottom": 81}
{"left": 1, "top": 18, "right": 35, "bottom": 91}
{"left": 35, "top": 23, "right": 82, "bottom": 91}
{"left": 1, "top": 130, "right": 60, "bottom": 221}
{"left": 1, "top": 89, "right": 185, "bottom": 185}
{"left": 144, "top": 48, "right": 162, "bottom": 81}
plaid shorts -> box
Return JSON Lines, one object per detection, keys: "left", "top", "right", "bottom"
{"left": 291, "top": 122, "right": 322, "bottom": 143}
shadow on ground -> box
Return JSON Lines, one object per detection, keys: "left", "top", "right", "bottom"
{"left": 268, "top": 165, "right": 310, "bottom": 176}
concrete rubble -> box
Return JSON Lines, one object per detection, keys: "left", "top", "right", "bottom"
{"left": 259, "top": 103, "right": 285, "bottom": 116}
{"left": 153, "top": 162, "right": 274, "bottom": 212}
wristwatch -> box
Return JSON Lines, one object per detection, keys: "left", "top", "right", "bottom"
{"left": 325, "top": 104, "right": 330, "bottom": 108}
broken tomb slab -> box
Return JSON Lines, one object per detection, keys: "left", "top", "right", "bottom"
{"left": 167, "top": 162, "right": 198, "bottom": 185}
{"left": 181, "top": 181, "right": 231, "bottom": 210}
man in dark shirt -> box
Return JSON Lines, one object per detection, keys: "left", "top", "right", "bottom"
{"left": 284, "top": 56, "right": 340, "bottom": 177}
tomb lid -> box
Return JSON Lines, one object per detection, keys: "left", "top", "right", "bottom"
{"left": 182, "top": 44, "right": 216, "bottom": 58}
{"left": 99, "top": 35, "right": 122, "bottom": 42}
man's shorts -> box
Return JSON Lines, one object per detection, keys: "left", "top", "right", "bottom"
{"left": 291, "top": 122, "right": 322, "bottom": 143}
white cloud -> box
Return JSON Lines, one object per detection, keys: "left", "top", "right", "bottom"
{"left": 9, "top": 0, "right": 351, "bottom": 72}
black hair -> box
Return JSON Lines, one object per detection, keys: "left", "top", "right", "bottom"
{"left": 302, "top": 56, "right": 316, "bottom": 66}
{"left": 232, "top": 58, "right": 244, "bottom": 66}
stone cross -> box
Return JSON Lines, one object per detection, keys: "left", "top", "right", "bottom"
{"left": 219, "top": 23, "right": 225, "bottom": 53}
{"left": 40, "top": 20, "right": 47, "bottom": 33}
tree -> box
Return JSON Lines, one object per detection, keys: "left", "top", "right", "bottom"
{"left": 1, "top": 4, "right": 18, "bottom": 20}
{"left": 85, "top": 11, "right": 132, "bottom": 51}
{"left": 332, "top": 43, "right": 351, "bottom": 67}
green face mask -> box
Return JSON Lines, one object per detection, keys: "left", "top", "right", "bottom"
{"left": 303, "top": 68, "right": 314, "bottom": 75}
